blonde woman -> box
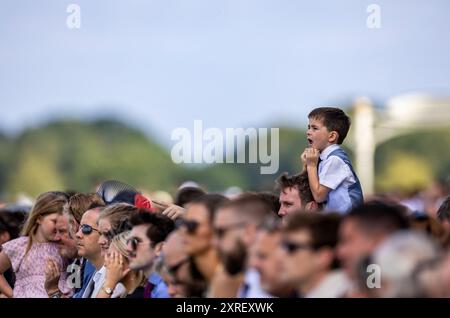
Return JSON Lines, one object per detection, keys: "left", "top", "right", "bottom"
{"left": 97, "top": 231, "right": 147, "bottom": 298}
{"left": 0, "top": 191, "right": 72, "bottom": 298}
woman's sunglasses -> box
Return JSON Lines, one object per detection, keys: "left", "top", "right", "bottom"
{"left": 80, "top": 224, "right": 100, "bottom": 235}
{"left": 177, "top": 219, "right": 200, "bottom": 234}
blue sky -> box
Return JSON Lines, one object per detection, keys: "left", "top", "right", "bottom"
{"left": 1, "top": 0, "right": 450, "bottom": 146}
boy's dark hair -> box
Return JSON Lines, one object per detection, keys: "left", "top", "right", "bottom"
{"left": 175, "top": 187, "right": 206, "bottom": 207}
{"left": 437, "top": 195, "right": 450, "bottom": 222}
{"left": 346, "top": 200, "right": 410, "bottom": 235}
{"left": 276, "top": 172, "right": 315, "bottom": 206}
{"left": 130, "top": 210, "right": 175, "bottom": 246}
{"left": 189, "top": 193, "right": 230, "bottom": 222}
{"left": 308, "top": 107, "right": 351, "bottom": 144}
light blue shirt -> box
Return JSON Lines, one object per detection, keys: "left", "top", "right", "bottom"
{"left": 148, "top": 272, "right": 170, "bottom": 298}
{"left": 319, "top": 145, "right": 357, "bottom": 214}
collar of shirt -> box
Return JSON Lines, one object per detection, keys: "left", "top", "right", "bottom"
{"left": 319, "top": 144, "right": 340, "bottom": 161}
{"left": 147, "top": 272, "right": 170, "bottom": 298}
{"left": 148, "top": 272, "right": 163, "bottom": 285}
{"left": 92, "top": 266, "right": 105, "bottom": 285}
{"left": 82, "top": 267, "right": 103, "bottom": 298}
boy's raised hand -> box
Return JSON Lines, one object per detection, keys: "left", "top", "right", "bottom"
{"left": 305, "top": 148, "right": 320, "bottom": 167}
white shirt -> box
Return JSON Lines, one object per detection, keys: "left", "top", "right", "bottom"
{"left": 319, "top": 145, "right": 356, "bottom": 213}
{"left": 82, "top": 266, "right": 127, "bottom": 298}
{"left": 305, "top": 270, "right": 351, "bottom": 298}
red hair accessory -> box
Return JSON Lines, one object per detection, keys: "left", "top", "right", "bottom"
{"left": 134, "top": 194, "right": 155, "bottom": 213}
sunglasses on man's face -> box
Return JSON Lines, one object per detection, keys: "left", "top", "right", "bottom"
{"left": 80, "top": 224, "right": 100, "bottom": 235}
{"left": 281, "top": 240, "right": 313, "bottom": 254}
{"left": 127, "top": 236, "right": 145, "bottom": 251}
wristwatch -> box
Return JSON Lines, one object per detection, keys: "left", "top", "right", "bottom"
{"left": 102, "top": 285, "right": 113, "bottom": 295}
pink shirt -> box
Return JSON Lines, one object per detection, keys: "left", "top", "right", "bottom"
{"left": 2, "top": 236, "right": 72, "bottom": 298}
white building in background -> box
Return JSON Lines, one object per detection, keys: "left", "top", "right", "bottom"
{"left": 351, "top": 94, "right": 450, "bottom": 195}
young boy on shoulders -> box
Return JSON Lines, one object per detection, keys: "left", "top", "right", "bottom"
{"left": 301, "top": 107, "right": 363, "bottom": 214}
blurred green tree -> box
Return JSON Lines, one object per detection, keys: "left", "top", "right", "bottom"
{"left": 0, "top": 120, "right": 449, "bottom": 200}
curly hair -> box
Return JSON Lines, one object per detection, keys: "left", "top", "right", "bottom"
{"left": 276, "top": 172, "right": 314, "bottom": 206}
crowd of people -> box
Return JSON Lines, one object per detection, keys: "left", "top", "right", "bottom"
{"left": 0, "top": 107, "right": 449, "bottom": 298}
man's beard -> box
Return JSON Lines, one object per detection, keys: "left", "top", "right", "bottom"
{"left": 220, "top": 240, "right": 247, "bottom": 275}
{"left": 60, "top": 247, "right": 78, "bottom": 259}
